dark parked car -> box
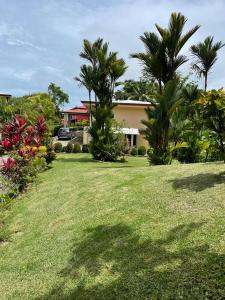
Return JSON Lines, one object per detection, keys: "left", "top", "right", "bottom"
{"left": 58, "top": 128, "right": 76, "bottom": 140}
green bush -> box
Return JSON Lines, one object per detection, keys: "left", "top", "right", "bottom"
{"left": 73, "top": 142, "right": 81, "bottom": 153}
{"left": 138, "top": 146, "right": 146, "bottom": 156}
{"left": 82, "top": 144, "right": 89, "bottom": 153}
{"left": 54, "top": 142, "right": 63, "bottom": 153}
{"left": 65, "top": 142, "right": 73, "bottom": 153}
{"left": 45, "top": 144, "right": 56, "bottom": 164}
{"left": 52, "top": 125, "right": 62, "bottom": 137}
{"left": 147, "top": 148, "right": 171, "bottom": 165}
{"left": 130, "top": 147, "right": 138, "bottom": 156}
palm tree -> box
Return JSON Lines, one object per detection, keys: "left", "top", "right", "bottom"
{"left": 76, "top": 38, "right": 127, "bottom": 161}
{"left": 191, "top": 36, "right": 225, "bottom": 92}
{"left": 74, "top": 65, "right": 94, "bottom": 124}
{"left": 131, "top": 12, "right": 200, "bottom": 94}
{"left": 141, "top": 80, "right": 183, "bottom": 164}
{"left": 79, "top": 38, "right": 104, "bottom": 66}
{"left": 131, "top": 32, "right": 166, "bottom": 94}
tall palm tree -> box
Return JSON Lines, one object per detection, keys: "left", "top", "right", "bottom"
{"left": 74, "top": 65, "right": 94, "bottom": 124}
{"left": 191, "top": 36, "right": 225, "bottom": 92}
{"left": 141, "top": 80, "right": 183, "bottom": 164}
{"left": 131, "top": 12, "right": 200, "bottom": 94}
{"left": 76, "top": 38, "right": 127, "bottom": 161}
{"left": 131, "top": 32, "right": 166, "bottom": 94}
{"left": 79, "top": 38, "right": 104, "bottom": 66}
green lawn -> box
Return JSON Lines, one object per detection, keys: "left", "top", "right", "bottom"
{"left": 1, "top": 154, "right": 225, "bottom": 299}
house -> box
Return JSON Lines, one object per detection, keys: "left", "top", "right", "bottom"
{"left": 62, "top": 105, "right": 89, "bottom": 127}
{"left": 81, "top": 100, "right": 151, "bottom": 148}
{"left": 0, "top": 93, "right": 12, "bottom": 101}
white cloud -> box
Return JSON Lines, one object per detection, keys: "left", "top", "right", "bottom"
{"left": 6, "top": 38, "right": 45, "bottom": 51}
{"left": 0, "top": 0, "right": 225, "bottom": 106}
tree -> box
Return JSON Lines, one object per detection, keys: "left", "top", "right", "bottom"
{"left": 11, "top": 93, "right": 58, "bottom": 131}
{"left": 114, "top": 79, "right": 158, "bottom": 101}
{"left": 48, "top": 83, "right": 69, "bottom": 115}
{"left": 74, "top": 65, "right": 94, "bottom": 124}
{"left": 0, "top": 96, "right": 14, "bottom": 127}
{"left": 141, "top": 80, "right": 183, "bottom": 164}
{"left": 76, "top": 38, "right": 127, "bottom": 161}
{"left": 131, "top": 12, "right": 199, "bottom": 94}
{"left": 197, "top": 89, "right": 225, "bottom": 162}
{"left": 191, "top": 36, "right": 225, "bottom": 92}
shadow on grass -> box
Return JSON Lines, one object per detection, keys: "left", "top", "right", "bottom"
{"left": 38, "top": 221, "right": 225, "bottom": 299}
{"left": 57, "top": 157, "right": 94, "bottom": 163}
{"left": 169, "top": 172, "right": 225, "bottom": 192}
{"left": 97, "top": 165, "right": 133, "bottom": 169}
{"left": 57, "top": 157, "right": 132, "bottom": 168}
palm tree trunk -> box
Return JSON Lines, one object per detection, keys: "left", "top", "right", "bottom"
{"left": 204, "top": 72, "right": 208, "bottom": 93}
{"left": 88, "top": 89, "right": 92, "bottom": 127}
{"left": 159, "top": 80, "right": 163, "bottom": 95}
{"left": 219, "top": 134, "right": 225, "bottom": 163}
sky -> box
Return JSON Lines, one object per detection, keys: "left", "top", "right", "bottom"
{"left": 1, "top": 0, "right": 225, "bottom": 108}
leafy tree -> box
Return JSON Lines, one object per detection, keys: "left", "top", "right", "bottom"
{"left": 191, "top": 36, "right": 225, "bottom": 92}
{"left": 76, "top": 38, "right": 127, "bottom": 161}
{"left": 131, "top": 12, "right": 199, "bottom": 94}
{"left": 48, "top": 83, "right": 69, "bottom": 115}
{"left": 11, "top": 93, "right": 58, "bottom": 131}
{"left": 197, "top": 89, "right": 225, "bottom": 162}
{"left": 0, "top": 96, "right": 14, "bottom": 127}
{"left": 114, "top": 79, "right": 158, "bottom": 101}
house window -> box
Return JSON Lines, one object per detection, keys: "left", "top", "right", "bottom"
{"left": 125, "top": 134, "right": 137, "bottom": 147}
{"left": 126, "top": 134, "right": 132, "bottom": 146}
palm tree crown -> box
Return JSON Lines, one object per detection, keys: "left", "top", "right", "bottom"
{"left": 131, "top": 12, "right": 200, "bottom": 94}
{"left": 191, "top": 36, "right": 225, "bottom": 92}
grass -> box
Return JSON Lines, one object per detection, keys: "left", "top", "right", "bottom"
{"left": 0, "top": 153, "right": 225, "bottom": 299}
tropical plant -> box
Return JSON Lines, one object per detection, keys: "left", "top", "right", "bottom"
{"left": 131, "top": 12, "right": 199, "bottom": 94}
{"left": 10, "top": 93, "right": 58, "bottom": 131}
{"left": 196, "top": 89, "right": 225, "bottom": 162}
{"left": 0, "top": 96, "right": 14, "bottom": 127}
{"left": 48, "top": 83, "right": 69, "bottom": 116}
{"left": 76, "top": 38, "right": 127, "bottom": 161}
{"left": 191, "top": 36, "right": 225, "bottom": 92}
{"left": 114, "top": 79, "right": 158, "bottom": 101}
{"left": 0, "top": 116, "right": 49, "bottom": 193}
{"left": 141, "top": 80, "right": 183, "bottom": 164}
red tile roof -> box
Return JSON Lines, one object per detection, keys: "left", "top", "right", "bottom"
{"left": 63, "top": 105, "right": 89, "bottom": 114}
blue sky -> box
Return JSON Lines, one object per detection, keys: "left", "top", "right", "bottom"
{"left": 1, "top": 0, "right": 225, "bottom": 107}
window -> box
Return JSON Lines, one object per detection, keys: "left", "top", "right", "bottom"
{"left": 126, "top": 134, "right": 132, "bottom": 146}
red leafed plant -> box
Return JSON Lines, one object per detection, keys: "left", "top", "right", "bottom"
{"left": 1, "top": 115, "right": 47, "bottom": 151}
{"left": 0, "top": 115, "right": 49, "bottom": 192}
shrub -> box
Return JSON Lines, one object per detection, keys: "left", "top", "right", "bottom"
{"left": 52, "top": 125, "right": 62, "bottom": 137}
{"left": 73, "top": 142, "right": 81, "bottom": 153}
{"left": 0, "top": 115, "right": 49, "bottom": 193}
{"left": 130, "top": 147, "right": 138, "bottom": 156}
{"left": 138, "top": 146, "right": 146, "bottom": 156}
{"left": 65, "top": 142, "right": 73, "bottom": 153}
{"left": 45, "top": 144, "right": 56, "bottom": 164}
{"left": 54, "top": 142, "right": 63, "bottom": 153}
{"left": 82, "top": 144, "right": 89, "bottom": 153}
{"left": 147, "top": 148, "right": 171, "bottom": 165}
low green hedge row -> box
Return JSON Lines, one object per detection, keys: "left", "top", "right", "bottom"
{"left": 54, "top": 142, "right": 89, "bottom": 153}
